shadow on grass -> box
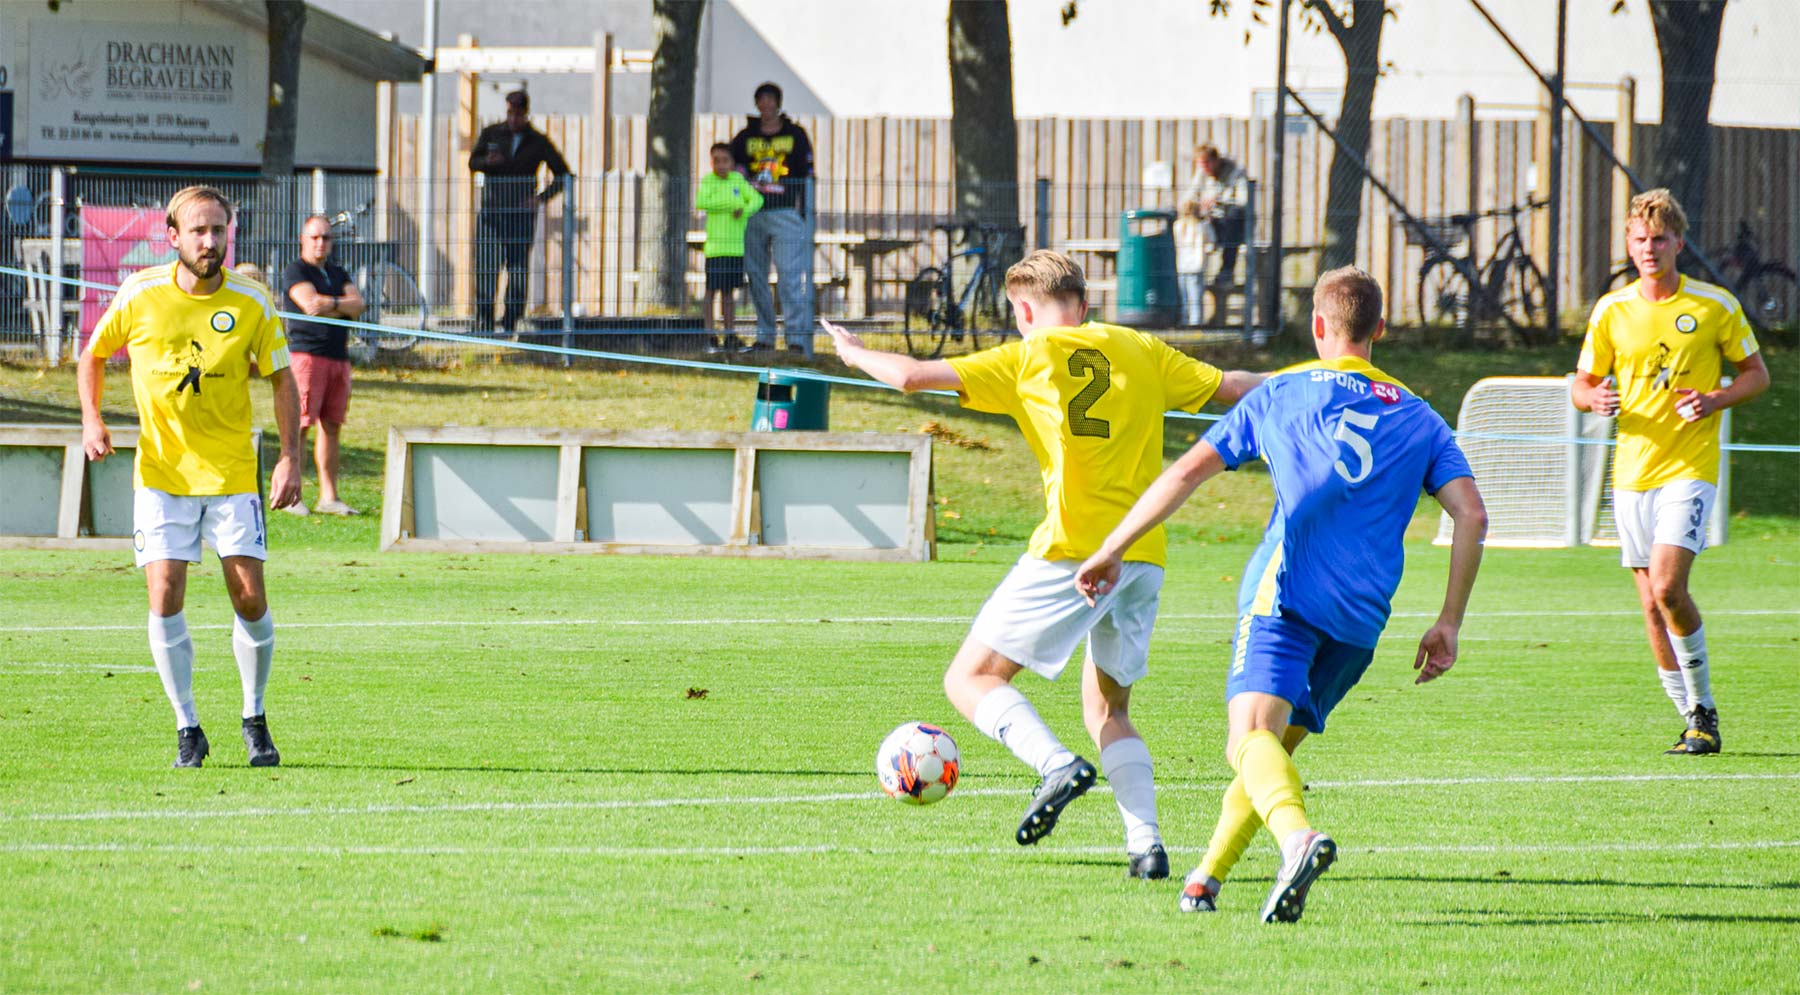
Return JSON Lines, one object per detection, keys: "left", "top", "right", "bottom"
{"left": 278, "top": 761, "right": 871, "bottom": 777}
{"left": 357, "top": 378, "right": 531, "bottom": 398}
{"left": 1347, "top": 872, "right": 1798, "bottom": 892}
{"left": 1416, "top": 908, "right": 1800, "bottom": 927}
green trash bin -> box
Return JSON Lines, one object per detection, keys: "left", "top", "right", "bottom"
{"left": 1115, "top": 209, "right": 1181, "bottom": 328}
{"left": 751, "top": 370, "right": 830, "bottom": 431}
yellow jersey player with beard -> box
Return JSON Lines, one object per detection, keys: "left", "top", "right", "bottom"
{"left": 79, "top": 185, "right": 304, "bottom": 769}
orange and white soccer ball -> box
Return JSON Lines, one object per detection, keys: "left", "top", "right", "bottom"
{"left": 875, "top": 722, "right": 960, "bottom": 805}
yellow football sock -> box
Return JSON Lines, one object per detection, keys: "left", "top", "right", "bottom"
{"left": 1195, "top": 774, "right": 1262, "bottom": 883}
{"left": 1232, "top": 729, "right": 1311, "bottom": 843}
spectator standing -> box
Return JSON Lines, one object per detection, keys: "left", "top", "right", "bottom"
{"left": 280, "top": 213, "right": 365, "bottom": 516}
{"left": 1174, "top": 200, "right": 1208, "bottom": 327}
{"left": 730, "top": 82, "right": 815, "bottom": 356}
{"left": 695, "top": 142, "right": 764, "bottom": 353}
{"left": 469, "top": 90, "right": 570, "bottom": 335}
{"left": 1184, "top": 145, "right": 1250, "bottom": 300}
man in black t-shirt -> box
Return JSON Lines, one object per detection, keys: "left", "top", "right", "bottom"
{"left": 469, "top": 89, "right": 570, "bottom": 334}
{"left": 730, "top": 82, "right": 816, "bottom": 356}
{"left": 280, "top": 214, "right": 365, "bottom": 516}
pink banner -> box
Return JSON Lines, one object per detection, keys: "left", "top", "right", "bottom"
{"left": 81, "top": 206, "right": 235, "bottom": 346}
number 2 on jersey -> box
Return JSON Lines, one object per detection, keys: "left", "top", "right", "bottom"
{"left": 1067, "top": 349, "right": 1112, "bottom": 438}
{"left": 1333, "top": 408, "right": 1379, "bottom": 483}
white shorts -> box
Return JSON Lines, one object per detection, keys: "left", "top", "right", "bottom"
{"left": 133, "top": 488, "right": 268, "bottom": 567}
{"left": 969, "top": 554, "right": 1164, "bottom": 686}
{"left": 1614, "top": 479, "right": 1714, "bottom": 569}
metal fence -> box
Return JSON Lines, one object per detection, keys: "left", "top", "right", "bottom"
{"left": 1, "top": 169, "right": 1269, "bottom": 365}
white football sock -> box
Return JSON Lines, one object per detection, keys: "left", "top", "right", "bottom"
{"left": 1658, "top": 667, "right": 1689, "bottom": 717}
{"left": 233, "top": 610, "right": 275, "bottom": 719}
{"left": 1668, "top": 626, "right": 1713, "bottom": 710}
{"left": 971, "top": 685, "right": 1076, "bottom": 777}
{"left": 1100, "top": 736, "right": 1161, "bottom": 853}
{"left": 147, "top": 611, "right": 198, "bottom": 729}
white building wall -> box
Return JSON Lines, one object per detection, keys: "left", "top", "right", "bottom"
{"left": 0, "top": 0, "right": 389, "bottom": 169}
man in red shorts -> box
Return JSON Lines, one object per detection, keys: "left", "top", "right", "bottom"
{"left": 279, "top": 214, "right": 365, "bottom": 515}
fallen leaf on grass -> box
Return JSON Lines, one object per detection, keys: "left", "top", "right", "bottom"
{"left": 685, "top": 687, "right": 709, "bottom": 699}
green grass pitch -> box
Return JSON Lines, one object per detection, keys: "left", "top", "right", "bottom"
{"left": 2, "top": 351, "right": 1796, "bottom": 992}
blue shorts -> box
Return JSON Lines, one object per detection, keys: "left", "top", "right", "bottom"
{"left": 1226, "top": 611, "right": 1375, "bottom": 734}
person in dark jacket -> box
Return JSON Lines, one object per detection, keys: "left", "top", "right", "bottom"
{"left": 729, "top": 82, "right": 815, "bottom": 356}
{"left": 469, "top": 89, "right": 570, "bottom": 334}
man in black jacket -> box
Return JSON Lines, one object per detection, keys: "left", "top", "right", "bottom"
{"left": 730, "top": 82, "right": 815, "bottom": 356}
{"left": 469, "top": 90, "right": 570, "bottom": 334}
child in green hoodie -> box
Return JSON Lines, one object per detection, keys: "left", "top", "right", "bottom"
{"left": 696, "top": 142, "right": 764, "bottom": 352}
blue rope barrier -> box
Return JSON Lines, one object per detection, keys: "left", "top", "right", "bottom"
{"left": 9, "top": 264, "right": 1797, "bottom": 452}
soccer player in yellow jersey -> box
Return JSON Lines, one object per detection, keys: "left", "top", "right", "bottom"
{"left": 1572, "top": 189, "right": 1768, "bottom": 755}
{"left": 78, "top": 186, "right": 304, "bottom": 769}
{"left": 824, "top": 251, "right": 1262, "bottom": 878}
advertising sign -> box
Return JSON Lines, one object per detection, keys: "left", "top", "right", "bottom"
{"left": 80, "top": 205, "right": 235, "bottom": 344}
{"left": 29, "top": 19, "right": 262, "bottom": 165}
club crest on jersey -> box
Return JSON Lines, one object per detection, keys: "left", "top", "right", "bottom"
{"left": 210, "top": 310, "right": 236, "bottom": 333}
{"left": 1674, "top": 314, "right": 1698, "bottom": 334}
{"left": 1372, "top": 381, "right": 1401, "bottom": 404}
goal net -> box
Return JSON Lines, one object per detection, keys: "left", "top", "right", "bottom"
{"left": 1434, "top": 376, "right": 1730, "bottom": 549}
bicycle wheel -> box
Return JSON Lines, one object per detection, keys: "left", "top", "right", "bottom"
{"left": 965, "top": 271, "right": 1012, "bottom": 352}
{"left": 1740, "top": 266, "right": 1797, "bottom": 332}
{"left": 1417, "top": 257, "right": 1470, "bottom": 328}
{"left": 1500, "top": 257, "right": 1547, "bottom": 341}
{"left": 354, "top": 259, "right": 425, "bottom": 354}
{"left": 903, "top": 268, "right": 954, "bottom": 359}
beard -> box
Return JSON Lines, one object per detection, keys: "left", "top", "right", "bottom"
{"left": 180, "top": 249, "right": 223, "bottom": 281}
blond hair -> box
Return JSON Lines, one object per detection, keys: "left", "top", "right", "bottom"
{"left": 1628, "top": 188, "right": 1688, "bottom": 239}
{"left": 1313, "top": 266, "right": 1384, "bottom": 343}
{"left": 1004, "top": 250, "right": 1086, "bottom": 306}
{"left": 233, "top": 262, "right": 266, "bottom": 283}
{"left": 164, "top": 186, "right": 234, "bottom": 229}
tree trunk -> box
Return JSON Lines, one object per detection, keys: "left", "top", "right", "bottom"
{"left": 1649, "top": 0, "right": 1726, "bottom": 246}
{"left": 644, "top": 0, "right": 706, "bottom": 309}
{"left": 1317, "top": 1, "right": 1385, "bottom": 274}
{"left": 260, "top": 0, "right": 306, "bottom": 269}
{"left": 263, "top": 1, "right": 305, "bottom": 181}
{"left": 948, "top": 0, "right": 1019, "bottom": 243}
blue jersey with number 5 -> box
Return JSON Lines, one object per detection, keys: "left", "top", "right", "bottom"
{"left": 1202, "top": 356, "right": 1472, "bottom": 647}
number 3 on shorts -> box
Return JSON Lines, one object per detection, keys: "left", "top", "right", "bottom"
{"left": 1333, "top": 409, "right": 1378, "bottom": 483}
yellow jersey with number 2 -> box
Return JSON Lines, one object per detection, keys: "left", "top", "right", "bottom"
{"left": 947, "top": 322, "right": 1223, "bottom": 566}
{"left": 87, "top": 262, "right": 290, "bottom": 496}
{"left": 1577, "top": 276, "right": 1758, "bottom": 491}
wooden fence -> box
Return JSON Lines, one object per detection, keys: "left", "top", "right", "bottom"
{"left": 382, "top": 109, "right": 1800, "bottom": 327}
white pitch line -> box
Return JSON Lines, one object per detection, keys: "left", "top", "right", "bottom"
{"left": 3, "top": 839, "right": 1796, "bottom": 859}
{"left": 8, "top": 771, "right": 1796, "bottom": 825}
{"left": 2, "top": 607, "right": 1795, "bottom": 634}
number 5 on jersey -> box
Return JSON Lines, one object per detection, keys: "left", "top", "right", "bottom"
{"left": 1333, "top": 409, "right": 1379, "bottom": 483}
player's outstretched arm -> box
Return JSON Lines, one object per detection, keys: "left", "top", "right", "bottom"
{"left": 820, "top": 319, "right": 962, "bottom": 394}
{"left": 1212, "top": 369, "right": 1268, "bottom": 405}
{"left": 1415, "top": 476, "right": 1487, "bottom": 684}
{"left": 77, "top": 347, "right": 114, "bottom": 461}
{"left": 266, "top": 367, "right": 304, "bottom": 510}
{"left": 1075, "top": 440, "right": 1227, "bottom": 604}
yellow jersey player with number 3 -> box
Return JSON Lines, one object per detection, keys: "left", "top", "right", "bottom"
{"left": 823, "top": 251, "right": 1263, "bottom": 880}
{"left": 1571, "top": 189, "right": 1769, "bottom": 756}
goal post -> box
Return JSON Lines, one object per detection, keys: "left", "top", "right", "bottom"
{"left": 1434, "top": 376, "right": 1729, "bottom": 549}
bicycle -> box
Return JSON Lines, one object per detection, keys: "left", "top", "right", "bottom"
{"left": 1414, "top": 200, "right": 1549, "bottom": 343}
{"left": 328, "top": 201, "right": 430, "bottom": 355}
{"left": 1607, "top": 219, "right": 1796, "bottom": 334}
{"left": 902, "top": 221, "right": 1018, "bottom": 359}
